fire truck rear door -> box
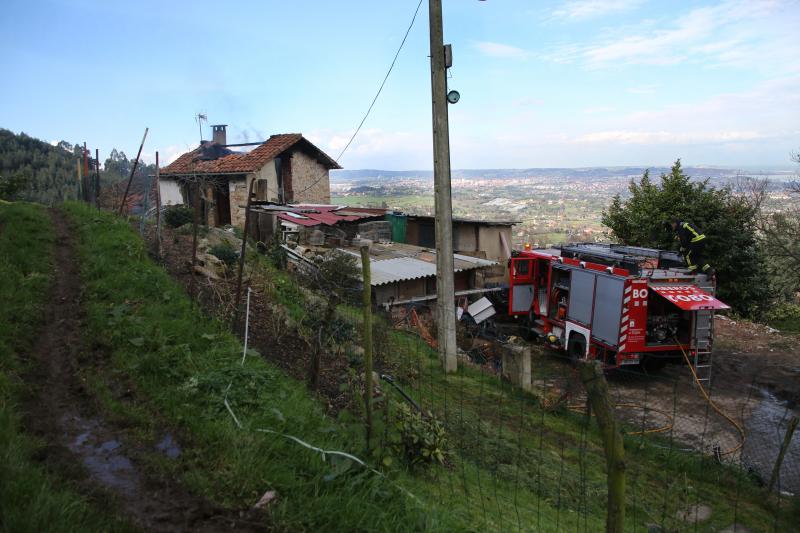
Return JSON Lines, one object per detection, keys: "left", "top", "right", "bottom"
{"left": 591, "top": 275, "right": 625, "bottom": 346}
{"left": 509, "top": 257, "right": 534, "bottom": 315}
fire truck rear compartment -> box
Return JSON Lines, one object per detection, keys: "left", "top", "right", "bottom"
{"left": 646, "top": 291, "right": 691, "bottom": 346}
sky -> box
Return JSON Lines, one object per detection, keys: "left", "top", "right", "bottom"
{"left": 1, "top": 0, "right": 798, "bottom": 170}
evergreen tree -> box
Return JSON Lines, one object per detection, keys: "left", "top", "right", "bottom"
{"left": 602, "top": 159, "right": 769, "bottom": 317}
{"left": 0, "top": 129, "right": 80, "bottom": 203}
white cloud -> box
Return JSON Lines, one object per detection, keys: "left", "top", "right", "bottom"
{"left": 625, "top": 85, "right": 657, "bottom": 94}
{"left": 551, "top": 0, "right": 644, "bottom": 20}
{"left": 473, "top": 41, "right": 530, "bottom": 59}
{"left": 583, "top": 106, "right": 615, "bottom": 114}
{"left": 568, "top": 77, "right": 800, "bottom": 147}
{"left": 572, "top": 129, "right": 765, "bottom": 144}
{"left": 308, "top": 128, "right": 432, "bottom": 169}
{"left": 158, "top": 143, "right": 196, "bottom": 165}
{"left": 548, "top": 0, "right": 797, "bottom": 70}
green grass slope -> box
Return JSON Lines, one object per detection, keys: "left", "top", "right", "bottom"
{"left": 0, "top": 202, "right": 128, "bottom": 532}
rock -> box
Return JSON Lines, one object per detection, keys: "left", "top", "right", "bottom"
{"left": 719, "top": 524, "right": 751, "bottom": 533}
{"left": 253, "top": 490, "right": 278, "bottom": 510}
{"left": 676, "top": 504, "right": 712, "bottom": 523}
{"left": 193, "top": 264, "right": 220, "bottom": 280}
{"left": 202, "top": 253, "right": 223, "bottom": 266}
{"left": 206, "top": 227, "right": 242, "bottom": 249}
{"left": 361, "top": 371, "right": 380, "bottom": 383}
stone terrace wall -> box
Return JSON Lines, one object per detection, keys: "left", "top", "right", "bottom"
{"left": 290, "top": 151, "right": 330, "bottom": 204}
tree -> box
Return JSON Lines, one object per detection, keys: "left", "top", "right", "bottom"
{"left": 0, "top": 170, "right": 29, "bottom": 200}
{"left": 602, "top": 159, "right": 769, "bottom": 317}
{"left": 747, "top": 151, "right": 800, "bottom": 299}
{"left": 301, "top": 250, "right": 360, "bottom": 390}
{"left": 0, "top": 129, "right": 79, "bottom": 203}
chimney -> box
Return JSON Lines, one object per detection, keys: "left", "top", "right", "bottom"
{"left": 211, "top": 124, "right": 227, "bottom": 145}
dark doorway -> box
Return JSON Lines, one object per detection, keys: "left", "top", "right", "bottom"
{"left": 419, "top": 222, "right": 435, "bottom": 248}
{"left": 215, "top": 184, "right": 231, "bottom": 226}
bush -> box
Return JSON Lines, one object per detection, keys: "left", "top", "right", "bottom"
{"left": 393, "top": 403, "right": 448, "bottom": 467}
{"left": 208, "top": 243, "right": 238, "bottom": 267}
{"left": 765, "top": 301, "right": 800, "bottom": 333}
{"left": 163, "top": 205, "right": 193, "bottom": 228}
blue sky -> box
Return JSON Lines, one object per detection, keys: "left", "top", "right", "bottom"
{"left": 1, "top": 0, "right": 798, "bottom": 169}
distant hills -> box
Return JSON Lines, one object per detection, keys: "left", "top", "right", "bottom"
{"left": 332, "top": 166, "right": 795, "bottom": 182}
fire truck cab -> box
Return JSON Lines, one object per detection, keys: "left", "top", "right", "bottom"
{"left": 508, "top": 243, "right": 730, "bottom": 369}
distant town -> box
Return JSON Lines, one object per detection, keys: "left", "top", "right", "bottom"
{"left": 331, "top": 166, "right": 796, "bottom": 248}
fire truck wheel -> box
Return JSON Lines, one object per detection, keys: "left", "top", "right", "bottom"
{"left": 567, "top": 334, "right": 587, "bottom": 362}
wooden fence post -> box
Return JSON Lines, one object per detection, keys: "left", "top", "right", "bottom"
{"left": 360, "top": 246, "right": 374, "bottom": 452}
{"left": 768, "top": 415, "right": 798, "bottom": 492}
{"left": 579, "top": 360, "right": 625, "bottom": 533}
{"left": 189, "top": 182, "right": 200, "bottom": 301}
{"left": 233, "top": 178, "right": 257, "bottom": 330}
{"left": 154, "top": 151, "right": 162, "bottom": 257}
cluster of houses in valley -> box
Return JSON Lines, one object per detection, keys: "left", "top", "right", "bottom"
{"left": 159, "top": 125, "right": 517, "bottom": 308}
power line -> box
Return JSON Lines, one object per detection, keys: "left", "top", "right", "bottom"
{"left": 292, "top": 0, "right": 424, "bottom": 197}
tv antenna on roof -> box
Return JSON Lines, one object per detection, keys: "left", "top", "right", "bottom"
{"left": 196, "top": 112, "right": 208, "bottom": 142}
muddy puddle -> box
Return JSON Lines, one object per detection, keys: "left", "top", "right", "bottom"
{"left": 64, "top": 414, "right": 140, "bottom": 496}
{"left": 742, "top": 388, "right": 800, "bottom": 495}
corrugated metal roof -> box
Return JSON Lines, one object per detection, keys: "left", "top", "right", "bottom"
{"left": 360, "top": 252, "right": 497, "bottom": 286}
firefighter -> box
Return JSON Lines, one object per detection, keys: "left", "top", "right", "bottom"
{"left": 669, "top": 217, "right": 714, "bottom": 275}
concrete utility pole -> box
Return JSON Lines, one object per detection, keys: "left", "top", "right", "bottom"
{"left": 428, "top": 0, "right": 457, "bottom": 373}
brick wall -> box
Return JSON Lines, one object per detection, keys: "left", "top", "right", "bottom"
{"left": 289, "top": 151, "right": 330, "bottom": 204}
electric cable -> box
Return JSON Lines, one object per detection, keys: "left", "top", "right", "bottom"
{"left": 292, "top": 0, "right": 425, "bottom": 198}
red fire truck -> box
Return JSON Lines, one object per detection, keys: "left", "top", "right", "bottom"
{"left": 508, "top": 243, "right": 729, "bottom": 373}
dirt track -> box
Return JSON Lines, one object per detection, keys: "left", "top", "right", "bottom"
{"left": 23, "top": 209, "right": 262, "bottom": 532}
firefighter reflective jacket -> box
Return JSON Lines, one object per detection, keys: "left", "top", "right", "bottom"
{"left": 676, "top": 221, "right": 706, "bottom": 249}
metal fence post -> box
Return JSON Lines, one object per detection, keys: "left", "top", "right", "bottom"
{"left": 360, "top": 245, "right": 374, "bottom": 452}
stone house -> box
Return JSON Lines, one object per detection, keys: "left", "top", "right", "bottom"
{"left": 159, "top": 125, "right": 341, "bottom": 227}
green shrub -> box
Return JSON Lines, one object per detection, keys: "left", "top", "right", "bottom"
{"left": 208, "top": 243, "right": 238, "bottom": 267}
{"left": 393, "top": 403, "right": 448, "bottom": 467}
{"left": 163, "top": 205, "right": 193, "bottom": 228}
{"left": 765, "top": 301, "right": 800, "bottom": 333}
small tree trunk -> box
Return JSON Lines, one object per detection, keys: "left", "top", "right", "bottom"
{"left": 579, "top": 361, "right": 625, "bottom": 533}
{"left": 768, "top": 415, "right": 798, "bottom": 492}
{"left": 309, "top": 303, "right": 335, "bottom": 390}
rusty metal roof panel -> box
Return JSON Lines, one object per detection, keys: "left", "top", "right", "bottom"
{"left": 366, "top": 254, "right": 497, "bottom": 286}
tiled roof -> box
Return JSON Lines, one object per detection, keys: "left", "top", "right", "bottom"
{"left": 161, "top": 133, "right": 341, "bottom": 176}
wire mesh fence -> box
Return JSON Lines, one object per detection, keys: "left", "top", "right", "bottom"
{"left": 136, "top": 217, "right": 799, "bottom": 532}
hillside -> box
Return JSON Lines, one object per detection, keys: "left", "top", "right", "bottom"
{"left": 0, "top": 129, "right": 81, "bottom": 203}
{"left": 2, "top": 200, "right": 797, "bottom": 531}
{"left": 0, "top": 128, "right": 157, "bottom": 211}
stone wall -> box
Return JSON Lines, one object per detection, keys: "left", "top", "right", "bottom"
{"left": 255, "top": 163, "right": 280, "bottom": 202}
{"left": 228, "top": 176, "right": 249, "bottom": 227}
{"left": 289, "top": 151, "right": 330, "bottom": 204}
